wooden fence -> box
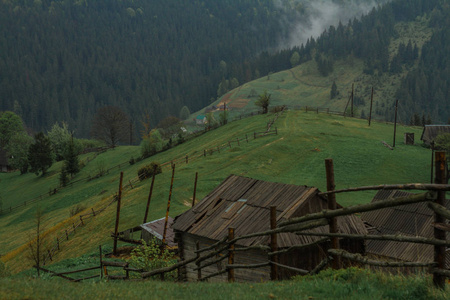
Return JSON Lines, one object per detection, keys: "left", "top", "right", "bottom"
{"left": 98, "top": 153, "right": 449, "bottom": 288}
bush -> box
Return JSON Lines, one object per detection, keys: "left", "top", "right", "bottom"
{"left": 69, "top": 204, "right": 86, "bottom": 217}
{"left": 128, "top": 238, "right": 177, "bottom": 280}
{"left": 138, "top": 162, "right": 162, "bottom": 181}
{"left": 270, "top": 105, "right": 286, "bottom": 113}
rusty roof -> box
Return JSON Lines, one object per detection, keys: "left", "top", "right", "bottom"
{"left": 421, "top": 125, "right": 450, "bottom": 145}
{"left": 172, "top": 175, "right": 367, "bottom": 247}
{"left": 141, "top": 217, "right": 176, "bottom": 247}
{"left": 361, "top": 190, "right": 450, "bottom": 266}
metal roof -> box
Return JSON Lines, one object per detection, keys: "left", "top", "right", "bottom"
{"left": 141, "top": 217, "right": 176, "bottom": 247}
{"left": 172, "top": 175, "right": 367, "bottom": 247}
{"left": 361, "top": 190, "right": 450, "bottom": 266}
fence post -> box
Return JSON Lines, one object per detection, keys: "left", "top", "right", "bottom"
{"left": 217, "top": 146, "right": 220, "bottom": 153}
{"left": 92, "top": 208, "right": 96, "bottom": 216}
{"left": 275, "top": 127, "right": 278, "bottom": 135}
{"left": 325, "top": 159, "right": 340, "bottom": 269}
{"left": 204, "top": 149, "right": 206, "bottom": 157}
{"left": 162, "top": 165, "right": 175, "bottom": 246}
{"left": 186, "top": 155, "right": 189, "bottom": 164}
{"left": 237, "top": 138, "right": 240, "bottom": 146}
{"left": 143, "top": 166, "right": 157, "bottom": 224}
{"left": 228, "top": 141, "right": 231, "bottom": 148}
{"left": 316, "top": 108, "right": 319, "bottom": 114}
{"left": 246, "top": 134, "right": 248, "bottom": 143}
{"left": 99, "top": 245, "right": 103, "bottom": 279}
{"left": 73, "top": 223, "right": 76, "bottom": 233}
{"left": 80, "top": 216, "right": 84, "bottom": 226}
{"left": 227, "top": 228, "right": 235, "bottom": 282}
{"left": 270, "top": 206, "right": 278, "bottom": 280}
{"left": 305, "top": 106, "right": 308, "bottom": 113}
{"left": 47, "top": 250, "right": 53, "bottom": 261}
{"left": 192, "top": 172, "right": 198, "bottom": 207}
{"left": 196, "top": 241, "right": 202, "bottom": 281}
{"left": 113, "top": 172, "right": 124, "bottom": 256}
{"left": 433, "top": 151, "right": 446, "bottom": 289}
{"left": 65, "top": 230, "right": 69, "bottom": 240}
{"left": 56, "top": 238, "right": 60, "bottom": 250}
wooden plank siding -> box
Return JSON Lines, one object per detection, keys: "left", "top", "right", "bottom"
{"left": 173, "top": 175, "right": 367, "bottom": 282}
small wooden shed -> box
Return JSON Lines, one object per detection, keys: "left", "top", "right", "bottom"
{"left": 172, "top": 175, "right": 367, "bottom": 282}
{"left": 140, "top": 217, "right": 176, "bottom": 247}
{"left": 361, "top": 190, "right": 450, "bottom": 273}
{"left": 421, "top": 125, "right": 450, "bottom": 145}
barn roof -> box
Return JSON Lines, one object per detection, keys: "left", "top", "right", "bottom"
{"left": 141, "top": 217, "right": 176, "bottom": 247}
{"left": 421, "top": 125, "right": 450, "bottom": 145}
{"left": 172, "top": 175, "right": 367, "bottom": 247}
{"left": 361, "top": 190, "right": 450, "bottom": 266}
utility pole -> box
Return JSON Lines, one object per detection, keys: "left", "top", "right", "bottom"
{"left": 393, "top": 100, "right": 398, "bottom": 147}
{"left": 368, "top": 87, "right": 374, "bottom": 126}
{"left": 351, "top": 83, "right": 354, "bottom": 118}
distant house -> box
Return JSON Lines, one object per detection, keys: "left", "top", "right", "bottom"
{"left": 195, "top": 115, "right": 207, "bottom": 125}
{"left": 361, "top": 190, "right": 450, "bottom": 272}
{"left": 0, "top": 149, "right": 12, "bottom": 173}
{"left": 421, "top": 125, "right": 450, "bottom": 145}
{"left": 172, "top": 175, "right": 367, "bottom": 282}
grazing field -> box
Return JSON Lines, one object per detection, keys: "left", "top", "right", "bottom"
{"left": 0, "top": 110, "right": 432, "bottom": 274}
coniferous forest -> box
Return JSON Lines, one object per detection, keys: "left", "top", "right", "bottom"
{"left": 0, "top": 0, "right": 449, "bottom": 139}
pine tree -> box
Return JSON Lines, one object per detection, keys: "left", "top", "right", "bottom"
{"left": 64, "top": 140, "right": 80, "bottom": 177}
{"left": 28, "top": 132, "right": 54, "bottom": 176}
{"left": 330, "top": 81, "right": 338, "bottom": 99}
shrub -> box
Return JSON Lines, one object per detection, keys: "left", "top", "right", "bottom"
{"left": 69, "top": 204, "right": 86, "bottom": 217}
{"left": 128, "top": 238, "right": 177, "bottom": 280}
{"left": 138, "top": 162, "right": 162, "bottom": 181}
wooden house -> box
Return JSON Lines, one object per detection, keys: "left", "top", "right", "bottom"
{"left": 195, "top": 115, "right": 207, "bottom": 125}
{"left": 421, "top": 125, "right": 450, "bottom": 145}
{"left": 140, "top": 217, "right": 176, "bottom": 247}
{"left": 172, "top": 175, "right": 367, "bottom": 282}
{"left": 361, "top": 190, "right": 450, "bottom": 273}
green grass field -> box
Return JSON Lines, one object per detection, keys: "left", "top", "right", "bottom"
{"left": 0, "top": 110, "right": 433, "bottom": 275}
{"left": 1, "top": 268, "right": 448, "bottom": 299}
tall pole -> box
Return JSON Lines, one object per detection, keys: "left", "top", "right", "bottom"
{"left": 270, "top": 206, "right": 278, "bottom": 280}
{"left": 351, "top": 83, "right": 354, "bottom": 118}
{"left": 143, "top": 166, "right": 157, "bottom": 224}
{"left": 368, "top": 87, "right": 374, "bottom": 126}
{"left": 192, "top": 172, "right": 198, "bottom": 207}
{"left": 325, "top": 159, "right": 340, "bottom": 269}
{"left": 162, "top": 164, "right": 175, "bottom": 246}
{"left": 393, "top": 100, "right": 398, "bottom": 147}
{"left": 430, "top": 141, "right": 435, "bottom": 184}
{"left": 113, "top": 172, "right": 124, "bottom": 256}
{"left": 433, "top": 151, "right": 446, "bottom": 289}
{"left": 228, "top": 227, "right": 235, "bottom": 282}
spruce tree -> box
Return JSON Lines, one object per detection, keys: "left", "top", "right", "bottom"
{"left": 64, "top": 140, "right": 80, "bottom": 177}
{"left": 28, "top": 132, "right": 54, "bottom": 176}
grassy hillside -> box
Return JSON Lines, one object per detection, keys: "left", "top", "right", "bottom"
{"left": 0, "top": 110, "right": 432, "bottom": 274}
{"left": 192, "top": 17, "right": 433, "bottom": 125}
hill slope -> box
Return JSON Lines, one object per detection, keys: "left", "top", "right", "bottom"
{"left": 0, "top": 111, "right": 432, "bottom": 273}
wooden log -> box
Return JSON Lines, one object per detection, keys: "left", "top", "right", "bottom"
{"left": 35, "top": 266, "right": 74, "bottom": 281}
{"left": 234, "top": 245, "right": 270, "bottom": 252}
{"left": 310, "top": 257, "right": 330, "bottom": 275}
{"left": 270, "top": 206, "right": 278, "bottom": 280}
{"left": 108, "top": 275, "right": 128, "bottom": 280}
{"left": 196, "top": 241, "right": 202, "bottom": 280}
{"left": 143, "top": 165, "right": 157, "bottom": 224}
{"left": 102, "top": 261, "right": 128, "bottom": 267}
{"left": 162, "top": 164, "right": 176, "bottom": 246}
{"left": 72, "top": 275, "right": 100, "bottom": 282}
{"left": 295, "top": 232, "right": 450, "bottom": 246}
{"left": 194, "top": 254, "right": 227, "bottom": 271}
{"left": 279, "top": 192, "right": 436, "bottom": 227}
{"left": 195, "top": 244, "right": 229, "bottom": 264}
{"left": 329, "top": 249, "right": 437, "bottom": 268}
{"left": 228, "top": 228, "right": 235, "bottom": 282}
{"left": 429, "top": 202, "right": 450, "bottom": 220}
{"left": 268, "top": 238, "right": 329, "bottom": 257}
{"left": 226, "top": 262, "right": 270, "bottom": 269}
{"left": 431, "top": 268, "right": 450, "bottom": 278}
{"left": 99, "top": 245, "right": 103, "bottom": 279}
{"left": 325, "top": 159, "right": 340, "bottom": 269}
{"left": 433, "top": 223, "right": 450, "bottom": 232}
{"left": 113, "top": 172, "right": 124, "bottom": 256}
{"left": 195, "top": 236, "right": 228, "bottom": 254}
{"left": 199, "top": 269, "right": 227, "bottom": 281}
{"left": 381, "top": 141, "right": 394, "bottom": 150}
{"left": 141, "top": 257, "right": 196, "bottom": 278}
{"left": 55, "top": 266, "right": 101, "bottom": 275}
{"left": 270, "top": 261, "right": 308, "bottom": 275}
{"left": 192, "top": 172, "right": 198, "bottom": 207}
{"left": 434, "top": 151, "right": 446, "bottom": 289}
{"left": 319, "top": 183, "right": 450, "bottom": 195}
